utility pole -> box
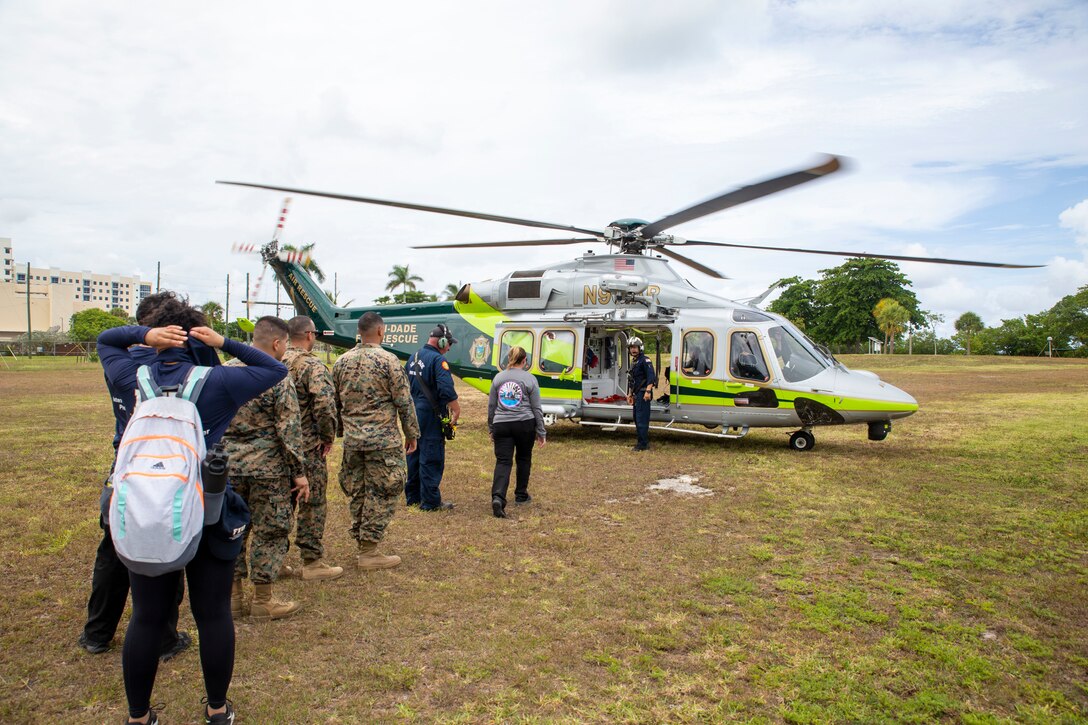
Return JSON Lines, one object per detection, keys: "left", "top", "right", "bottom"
{"left": 156, "top": 261, "right": 161, "bottom": 292}
{"left": 25, "top": 263, "right": 31, "bottom": 357}
{"left": 224, "top": 274, "right": 230, "bottom": 335}
{"left": 245, "top": 272, "right": 251, "bottom": 321}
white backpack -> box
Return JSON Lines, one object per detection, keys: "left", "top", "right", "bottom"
{"left": 109, "top": 365, "right": 211, "bottom": 576}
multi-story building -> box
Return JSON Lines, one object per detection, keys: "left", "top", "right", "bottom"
{"left": 0, "top": 241, "right": 153, "bottom": 339}
{"left": 1, "top": 239, "right": 12, "bottom": 283}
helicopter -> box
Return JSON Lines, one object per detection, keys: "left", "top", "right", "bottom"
{"left": 219, "top": 156, "right": 1041, "bottom": 451}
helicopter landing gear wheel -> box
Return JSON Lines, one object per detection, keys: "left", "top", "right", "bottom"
{"left": 788, "top": 430, "right": 815, "bottom": 451}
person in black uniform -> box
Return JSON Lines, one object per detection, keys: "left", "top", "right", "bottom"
{"left": 626, "top": 336, "right": 655, "bottom": 452}
{"left": 404, "top": 324, "right": 461, "bottom": 511}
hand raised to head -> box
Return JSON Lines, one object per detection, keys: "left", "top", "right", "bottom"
{"left": 145, "top": 325, "right": 187, "bottom": 350}
{"left": 189, "top": 326, "right": 225, "bottom": 349}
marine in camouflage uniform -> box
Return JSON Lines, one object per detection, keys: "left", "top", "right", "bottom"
{"left": 221, "top": 359, "right": 307, "bottom": 585}
{"left": 283, "top": 339, "right": 337, "bottom": 567}
{"left": 333, "top": 312, "right": 420, "bottom": 569}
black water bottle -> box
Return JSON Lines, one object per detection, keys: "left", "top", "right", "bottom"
{"left": 202, "top": 444, "right": 229, "bottom": 494}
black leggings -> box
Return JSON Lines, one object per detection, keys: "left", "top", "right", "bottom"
{"left": 124, "top": 537, "right": 235, "bottom": 719}
{"left": 491, "top": 419, "right": 536, "bottom": 504}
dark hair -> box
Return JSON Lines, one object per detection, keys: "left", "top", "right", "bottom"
{"left": 357, "top": 311, "right": 384, "bottom": 335}
{"left": 288, "top": 315, "right": 316, "bottom": 338}
{"left": 135, "top": 291, "right": 206, "bottom": 330}
{"left": 253, "top": 316, "right": 289, "bottom": 345}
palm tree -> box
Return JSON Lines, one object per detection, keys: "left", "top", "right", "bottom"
{"left": 954, "top": 311, "right": 984, "bottom": 355}
{"left": 281, "top": 242, "right": 326, "bottom": 283}
{"left": 442, "top": 283, "right": 461, "bottom": 301}
{"left": 873, "top": 298, "right": 909, "bottom": 354}
{"left": 386, "top": 265, "right": 423, "bottom": 304}
{"left": 323, "top": 288, "right": 355, "bottom": 307}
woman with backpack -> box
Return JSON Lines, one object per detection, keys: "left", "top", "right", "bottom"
{"left": 98, "top": 300, "right": 288, "bottom": 725}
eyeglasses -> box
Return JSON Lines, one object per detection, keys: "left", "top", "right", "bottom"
{"left": 306, "top": 330, "right": 317, "bottom": 337}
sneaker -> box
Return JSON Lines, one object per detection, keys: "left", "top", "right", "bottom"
{"left": 78, "top": 632, "right": 110, "bottom": 655}
{"left": 126, "top": 704, "right": 163, "bottom": 724}
{"left": 159, "top": 630, "right": 192, "bottom": 662}
{"left": 203, "top": 698, "right": 235, "bottom": 724}
{"left": 514, "top": 495, "right": 532, "bottom": 505}
{"left": 422, "top": 501, "right": 455, "bottom": 511}
{"left": 492, "top": 497, "right": 507, "bottom": 518}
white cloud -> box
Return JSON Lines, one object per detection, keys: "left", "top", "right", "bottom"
{"left": 1059, "top": 198, "right": 1088, "bottom": 246}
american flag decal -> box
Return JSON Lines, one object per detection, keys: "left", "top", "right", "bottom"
{"left": 614, "top": 258, "right": 636, "bottom": 272}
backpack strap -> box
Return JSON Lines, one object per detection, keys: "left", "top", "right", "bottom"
{"left": 180, "top": 366, "right": 211, "bottom": 404}
{"left": 136, "top": 365, "right": 162, "bottom": 401}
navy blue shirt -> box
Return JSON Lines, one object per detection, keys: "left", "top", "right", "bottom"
{"left": 98, "top": 326, "right": 288, "bottom": 448}
{"left": 405, "top": 343, "right": 458, "bottom": 412}
{"left": 628, "top": 353, "right": 656, "bottom": 395}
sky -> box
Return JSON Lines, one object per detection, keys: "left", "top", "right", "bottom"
{"left": 2, "top": 0, "right": 1086, "bottom": 336}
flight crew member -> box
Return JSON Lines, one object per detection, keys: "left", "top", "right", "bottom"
{"left": 626, "top": 336, "right": 655, "bottom": 452}
{"left": 333, "top": 312, "right": 421, "bottom": 569}
{"left": 404, "top": 324, "right": 461, "bottom": 511}
{"left": 221, "top": 316, "right": 311, "bottom": 621}
{"left": 282, "top": 316, "right": 343, "bottom": 581}
{"left": 79, "top": 292, "right": 205, "bottom": 660}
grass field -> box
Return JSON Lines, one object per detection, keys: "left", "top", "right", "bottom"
{"left": 1, "top": 355, "right": 1086, "bottom": 723}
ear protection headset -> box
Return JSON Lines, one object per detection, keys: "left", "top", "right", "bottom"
{"left": 436, "top": 324, "right": 450, "bottom": 349}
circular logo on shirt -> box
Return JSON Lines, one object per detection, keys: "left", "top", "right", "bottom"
{"left": 497, "top": 380, "right": 524, "bottom": 409}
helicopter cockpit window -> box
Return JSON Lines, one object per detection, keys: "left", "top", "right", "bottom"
{"left": 681, "top": 331, "right": 714, "bottom": 377}
{"left": 498, "top": 330, "right": 534, "bottom": 370}
{"left": 768, "top": 326, "right": 825, "bottom": 383}
{"left": 539, "top": 330, "right": 575, "bottom": 374}
{"left": 729, "top": 331, "right": 770, "bottom": 383}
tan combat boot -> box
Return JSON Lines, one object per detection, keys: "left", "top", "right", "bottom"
{"left": 250, "top": 583, "right": 301, "bottom": 621}
{"left": 301, "top": 559, "right": 345, "bottom": 581}
{"left": 278, "top": 563, "right": 297, "bottom": 579}
{"left": 356, "top": 541, "right": 401, "bottom": 570}
{"left": 231, "top": 578, "right": 249, "bottom": 618}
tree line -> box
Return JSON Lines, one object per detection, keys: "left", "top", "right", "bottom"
{"left": 768, "top": 259, "right": 1087, "bottom": 357}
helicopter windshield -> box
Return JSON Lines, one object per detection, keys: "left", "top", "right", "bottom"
{"left": 768, "top": 326, "right": 827, "bottom": 383}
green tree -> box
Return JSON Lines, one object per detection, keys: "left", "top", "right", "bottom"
{"left": 873, "top": 298, "right": 910, "bottom": 354}
{"left": 281, "top": 243, "right": 326, "bottom": 283}
{"left": 773, "top": 259, "right": 922, "bottom": 351}
{"left": 767, "top": 276, "right": 819, "bottom": 330}
{"left": 109, "top": 307, "right": 129, "bottom": 319}
{"left": 71, "top": 308, "right": 127, "bottom": 341}
{"left": 324, "top": 289, "right": 355, "bottom": 307}
{"left": 1047, "top": 284, "right": 1088, "bottom": 354}
{"left": 954, "top": 311, "right": 985, "bottom": 355}
{"left": 385, "top": 265, "right": 423, "bottom": 303}
{"left": 201, "top": 301, "right": 226, "bottom": 334}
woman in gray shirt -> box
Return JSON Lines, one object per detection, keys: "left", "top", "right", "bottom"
{"left": 488, "top": 346, "right": 546, "bottom": 518}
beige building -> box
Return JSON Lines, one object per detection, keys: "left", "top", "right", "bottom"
{"left": 1, "top": 239, "right": 12, "bottom": 283}
{"left": 0, "top": 242, "right": 152, "bottom": 340}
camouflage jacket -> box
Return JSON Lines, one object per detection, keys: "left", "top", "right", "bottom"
{"left": 283, "top": 345, "right": 337, "bottom": 452}
{"left": 333, "top": 343, "right": 421, "bottom": 451}
{"left": 221, "top": 358, "right": 307, "bottom": 478}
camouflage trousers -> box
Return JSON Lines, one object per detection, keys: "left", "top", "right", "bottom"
{"left": 291, "top": 447, "right": 329, "bottom": 563}
{"left": 338, "top": 446, "right": 405, "bottom": 545}
{"left": 231, "top": 475, "right": 292, "bottom": 584}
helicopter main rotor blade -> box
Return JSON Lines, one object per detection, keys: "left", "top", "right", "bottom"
{"left": 680, "top": 239, "right": 1043, "bottom": 269}
{"left": 217, "top": 181, "right": 603, "bottom": 237}
{"left": 412, "top": 238, "right": 599, "bottom": 249}
{"left": 639, "top": 155, "right": 844, "bottom": 239}
{"left": 655, "top": 246, "right": 729, "bottom": 279}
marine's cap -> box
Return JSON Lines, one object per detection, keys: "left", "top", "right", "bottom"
{"left": 205, "top": 487, "right": 251, "bottom": 560}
